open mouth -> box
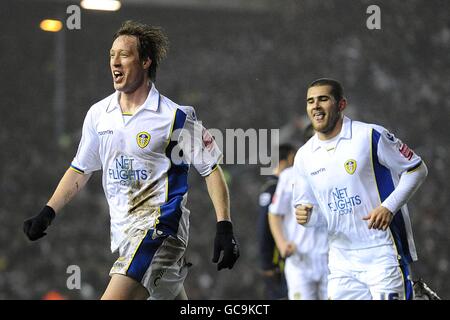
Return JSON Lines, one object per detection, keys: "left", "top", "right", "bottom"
{"left": 313, "top": 110, "right": 325, "bottom": 121}
{"left": 113, "top": 70, "right": 124, "bottom": 83}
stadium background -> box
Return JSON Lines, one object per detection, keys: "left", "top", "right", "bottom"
{"left": 0, "top": 0, "right": 448, "bottom": 299}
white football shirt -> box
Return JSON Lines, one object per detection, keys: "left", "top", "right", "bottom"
{"left": 71, "top": 84, "right": 222, "bottom": 252}
{"left": 293, "top": 116, "right": 422, "bottom": 264}
{"left": 269, "top": 167, "right": 329, "bottom": 255}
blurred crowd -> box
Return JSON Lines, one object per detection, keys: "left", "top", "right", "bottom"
{"left": 0, "top": 0, "right": 448, "bottom": 299}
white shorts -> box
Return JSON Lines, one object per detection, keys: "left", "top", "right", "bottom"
{"left": 110, "top": 227, "right": 189, "bottom": 300}
{"left": 284, "top": 253, "right": 328, "bottom": 300}
{"left": 327, "top": 246, "right": 413, "bottom": 300}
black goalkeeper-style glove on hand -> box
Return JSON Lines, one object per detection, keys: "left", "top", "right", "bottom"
{"left": 23, "top": 205, "right": 56, "bottom": 241}
{"left": 212, "top": 221, "right": 240, "bottom": 271}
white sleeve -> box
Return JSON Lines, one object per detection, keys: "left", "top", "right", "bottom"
{"left": 71, "top": 108, "right": 101, "bottom": 174}
{"left": 292, "top": 152, "right": 323, "bottom": 227}
{"left": 268, "top": 171, "right": 292, "bottom": 216}
{"left": 382, "top": 161, "right": 428, "bottom": 214}
{"left": 375, "top": 126, "right": 422, "bottom": 174}
{"left": 175, "top": 114, "right": 222, "bottom": 177}
{"left": 178, "top": 105, "right": 198, "bottom": 121}
{"left": 374, "top": 127, "right": 427, "bottom": 214}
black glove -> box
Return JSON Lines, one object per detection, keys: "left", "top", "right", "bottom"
{"left": 212, "top": 221, "right": 240, "bottom": 270}
{"left": 23, "top": 205, "right": 56, "bottom": 241}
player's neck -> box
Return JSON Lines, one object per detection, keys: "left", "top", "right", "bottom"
{"left": 119, "top": 81, "right": 151, "bottom": 114}
{"left": 317, "top": 117, "right": 344, "bottom": 141}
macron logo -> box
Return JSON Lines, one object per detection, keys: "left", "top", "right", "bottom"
{"left": 98, "top": 130, "right": 113, "bottom": 136}
{"left": 310, "top": 168, "right": 326, "bottom": 176}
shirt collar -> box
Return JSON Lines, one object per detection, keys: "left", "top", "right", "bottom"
{"left": 311, "top": 116, "right": 352, "bottom": 152}
{"left": 106, "top": 82, "right": 160, "bottom": 113}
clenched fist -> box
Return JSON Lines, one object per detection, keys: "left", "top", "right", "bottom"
{"left": 295, "top": 204, "right": 313, "bottom": 225}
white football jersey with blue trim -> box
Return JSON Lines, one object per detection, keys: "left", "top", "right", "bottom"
{"left": 71, "top": 84, "right": 222, "bottom": 252}
{"left": 293, "top": 116, "right": 421, "bottom": 264}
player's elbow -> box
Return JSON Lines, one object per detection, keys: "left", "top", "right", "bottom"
{"left": 422, "top": 161, "right": 428, "bottom": 178}
{"left": 417, "top": 161, "right": 428, "bottom": 184}
{"left": 407, "top": 160, "right": 428, "bottom": 182}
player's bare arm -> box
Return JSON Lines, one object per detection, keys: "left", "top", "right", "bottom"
{"left": 268, "top": 213, "right": 295, "bottom": 258}
{"left": 23, "top": 168, "right": 92, "bottom": 241}
{"left": 205, "top": 165, "right": 230, "bottom": 222}
{"left": 47, "top": 168, "right": 92, "bottom": 213}
{"left": 205, "top": 165, "right": 240, "bottom": 270}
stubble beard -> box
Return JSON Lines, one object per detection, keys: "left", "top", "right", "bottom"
{"left": 312, "top": 107, "right": 341, "bottom": 135}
